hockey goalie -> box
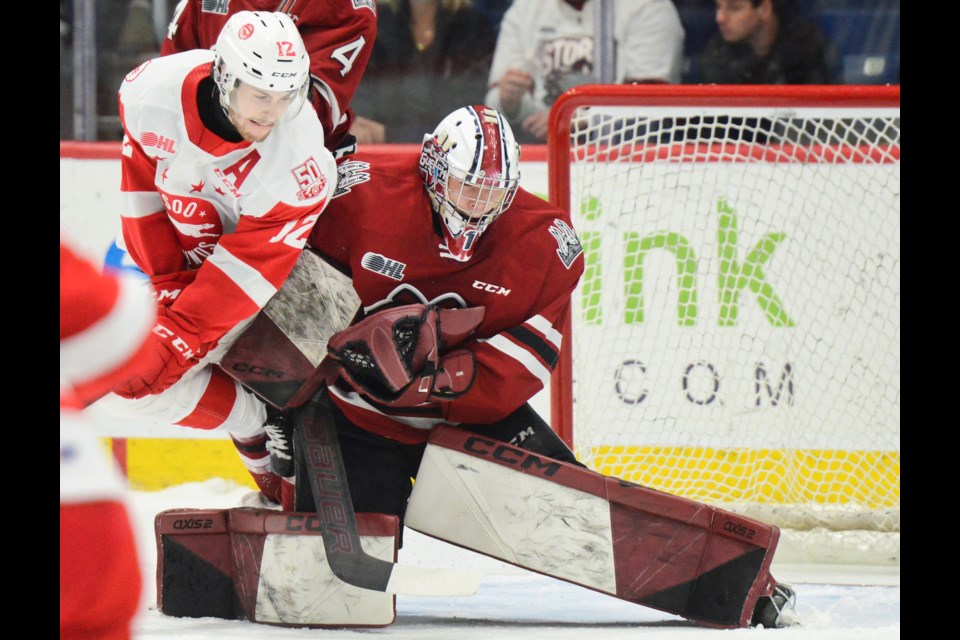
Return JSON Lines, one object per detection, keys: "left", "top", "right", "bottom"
{"left": 158, "top": 105, "right": 799, "bottom": 629}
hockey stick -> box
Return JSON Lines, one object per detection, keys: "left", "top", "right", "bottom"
{"left": 293, "top": 392, "right": 482, "bottom": 596}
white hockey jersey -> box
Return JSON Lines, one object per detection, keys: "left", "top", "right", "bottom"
{"left": 117, "top": 49, "right": 337, "bottom": 345}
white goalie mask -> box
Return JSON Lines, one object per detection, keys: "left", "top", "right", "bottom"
{"left": 212, "top": 11, "right": 310, "bottom": 120}
{"left": 419, "top": 105, "right": 521, "bottom": 262}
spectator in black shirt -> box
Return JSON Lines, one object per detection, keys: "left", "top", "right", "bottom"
{"left": 700, "top": 0, "right": 834, "bottom": 84}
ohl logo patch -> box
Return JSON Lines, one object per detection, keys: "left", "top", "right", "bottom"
{"left": 361, "top": 252, "right": 406, "bottom": 281}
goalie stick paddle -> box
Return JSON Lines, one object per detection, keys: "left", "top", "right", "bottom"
{"left": 294, "top": 393, "right": 483, "bottom": 597}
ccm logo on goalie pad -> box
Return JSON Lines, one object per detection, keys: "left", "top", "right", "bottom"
{"left": 463, "top": 436, "right": 562, "bottom": 477}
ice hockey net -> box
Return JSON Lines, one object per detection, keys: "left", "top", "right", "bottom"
{"left": 547, "top": 85, "right": 900, "bottom": 565}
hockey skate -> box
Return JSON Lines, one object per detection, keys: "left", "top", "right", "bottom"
{"left": 231, "top": 406, "right": 297, "bottom": 509}
{"left": 751, "top": 583, "right": 800, "bottom": 628}
{"left": 263, "top": 405, "right": 296, "bottom": 509}
{"left": 264, "top": 405, "right": 295, "bottom": 479}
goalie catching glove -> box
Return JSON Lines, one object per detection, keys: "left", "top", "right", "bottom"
{"left": 113, "top": 306, "right": 209, "bottom": 399}
{"left": 327, "top": 303, "right": 484, "bottom": 407}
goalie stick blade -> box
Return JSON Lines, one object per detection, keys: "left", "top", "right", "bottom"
{"left": 295, "top": 394, "right": 482, "bottom": 597}
{"left": 386, "top": 564, "right": 482, "bottom": 597}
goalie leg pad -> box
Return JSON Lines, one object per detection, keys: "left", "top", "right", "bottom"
{"left": 155, "top": 508, "right": 398, "bottom": 628}
{"left": 405, "top": 426, "right": 780, "bottom": 629}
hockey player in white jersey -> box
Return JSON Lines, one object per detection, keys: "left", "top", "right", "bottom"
{"left": 94, "top": 11, "right": 337, "bottom": 508}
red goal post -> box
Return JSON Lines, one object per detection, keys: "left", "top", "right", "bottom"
{"left": 546, "top": 85, "right": 900, "bottom": 565}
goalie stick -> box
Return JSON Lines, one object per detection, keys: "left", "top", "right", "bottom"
{"left": 294, "top": 392, "right": 481, "bottom": 596}
{"left": 220, "top": 250, "right": 482, "bottom": 597}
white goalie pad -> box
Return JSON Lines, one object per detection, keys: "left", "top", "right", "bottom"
{"left": 405, "top": 426, "right": 782, "bottom": 629}
{"left": 406, "top": 430, "right": 618, "bottom": 592}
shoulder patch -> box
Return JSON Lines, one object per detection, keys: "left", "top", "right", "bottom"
{"left": 352, "top": 0, "right": 377, "bottom": 13}
{"left": 200, "top": 0, "right": 229, "bottom": 15}
{"left": 548, "top": 219, "right": 583, "bottom": 269}
{"left": 292, "top": 156, "right": 328, "bottom": 201}
{"left": 333, "top": 159, "right": 371, "bottom": 199}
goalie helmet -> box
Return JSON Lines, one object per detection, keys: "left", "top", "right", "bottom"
{"left": 212, "top": 11, "right": 310, "bottom": 118}
{"left": 419, "top": 105, "right": 521, "bottom": 262}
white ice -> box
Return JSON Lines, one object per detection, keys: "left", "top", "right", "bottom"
{"left": 127, "top": 479, "right": 899, "bottom": 639}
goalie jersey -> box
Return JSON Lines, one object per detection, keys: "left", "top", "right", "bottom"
{"left": 309, "top": 152, "right": 584, "bottom": 444}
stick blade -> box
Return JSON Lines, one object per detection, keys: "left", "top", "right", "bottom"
{"left": 386, "top": 565, "right": 483, "bottom": 597}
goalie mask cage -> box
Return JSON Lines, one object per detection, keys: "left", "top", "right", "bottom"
{"left": 547, "top": 85, "right": 900, "bottom": 565}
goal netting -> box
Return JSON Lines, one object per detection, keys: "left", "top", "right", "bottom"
{"left": 547, "top": 85, "right": 900, "bottom": 565}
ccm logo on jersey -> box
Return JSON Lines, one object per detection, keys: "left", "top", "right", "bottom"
{"left": 472, "top": 280, "right": 511, "bottom": 296}
{"left": 293, "top": 157, "right": 328, "bottom": 201}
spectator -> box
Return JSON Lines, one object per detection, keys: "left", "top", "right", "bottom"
{"left": 485, "top": 0, "right": 685, "bottom": 143}
{"left": 700, "top": 0, "right": 834, "bottom": 84}
{"left": 350, "top": 0, "right": 497, "bottom": 142}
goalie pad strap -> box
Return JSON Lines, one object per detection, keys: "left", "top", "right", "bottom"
{"left": 405, "top": 425, "right": 780, "bottom": 629}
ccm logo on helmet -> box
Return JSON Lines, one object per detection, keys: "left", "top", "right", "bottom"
{"left": 272, "top": 72, "right": 298, "bottom": 78}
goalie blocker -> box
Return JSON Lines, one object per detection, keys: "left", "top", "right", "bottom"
{"left": 406, "top": 425, "right": 783, "bottom": 629}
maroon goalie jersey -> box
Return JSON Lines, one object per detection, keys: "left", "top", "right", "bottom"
{"left": 162, "top": 0, "right": 377, "bottom": 153}
{"left": 309, "top": 152, "right": 585, "bottom": 444}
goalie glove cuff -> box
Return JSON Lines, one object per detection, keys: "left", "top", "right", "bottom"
{"left": 429, "top": 349, "right": 476, "bottom": 400}
{"left": 378, "top": 349, "right": 477, "bottom": 408}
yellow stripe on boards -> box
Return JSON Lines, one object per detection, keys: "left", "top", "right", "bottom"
{"left": 586, "top": 446, "right": 900, "bottom": 509}
{"left": 111, "top": 438, "right": 257, "bottom": 491}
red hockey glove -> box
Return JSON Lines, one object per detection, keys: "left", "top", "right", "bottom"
{"left": 327, "top": 303, "right": 484, "bottom": 405}
{"left": 112, "top": 307, "right": 208, "bottom": 399}
{"left": 150, "top": 270, "right": 197, "bottom": 307}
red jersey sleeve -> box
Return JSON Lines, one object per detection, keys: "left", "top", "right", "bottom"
{"left": 118, "top": 101, "right": 185, "bottom": 279}
{"left": 444, "top": 285, "right": 578, "bottom": 425}
{"left": 160, "top": 0, "right": 204, "bottom": 56}
{"left": 297, "top": 0, "right": 378, "bottom": 149}
{"left": 166, "top": 201, "right": 325, "bottom": 346}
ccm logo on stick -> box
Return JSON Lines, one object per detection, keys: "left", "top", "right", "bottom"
{"left": 285, "top": 515, "right": 324, "bottom": 532}
{"left": 463, "top": 436, "right": 561, "bottom": 477}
